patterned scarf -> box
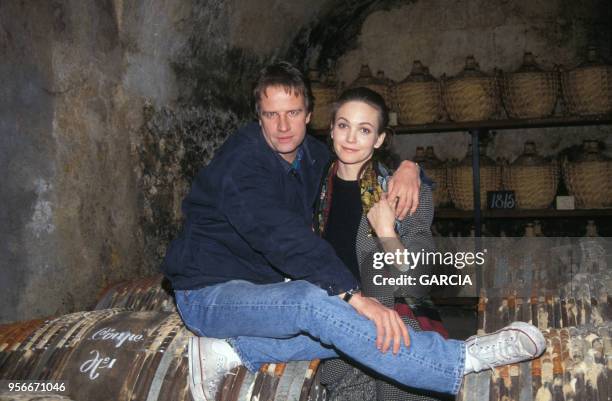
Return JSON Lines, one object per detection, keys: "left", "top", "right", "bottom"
{"left": 314, "top": 160, "right": 390, "bottom": 236}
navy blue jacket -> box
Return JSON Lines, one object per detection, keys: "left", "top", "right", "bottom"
{"left": 162, "top": 122, "right": 360, "bottom": 295}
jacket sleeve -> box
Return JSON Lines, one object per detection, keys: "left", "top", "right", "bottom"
{"left": 359, "top": 182, "right": 435, "bottom": 304}
{"left": 393, "top": 183, "right": 435, "bottom": 298}
{"left": 218, "top": 152, "right": 359, "bottom": 296}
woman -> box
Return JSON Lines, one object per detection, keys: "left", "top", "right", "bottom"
{"left": 316, "top": 87, "right": 447, "bottom": 401}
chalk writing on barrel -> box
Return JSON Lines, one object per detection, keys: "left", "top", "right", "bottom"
{"left": 90, "top": 327, "right": 144, "bottom": 348}
{"left": 79, "top": 350, "right": 117, "bottom": 380}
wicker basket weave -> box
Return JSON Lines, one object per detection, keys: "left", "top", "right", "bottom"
{"left": 501, "top": 52, "right": 560, "bottom": 119}
{"left": 561, "top": 47, "right": 612, "bottom": 116}
{"left": 448, "top": 144, "right": 502, "bottom": 210}
{"left": 349, "top": 65, "right": 394, "bottom": 110}
{"left": 502, "top": 142, "right": 559, "bottom": 209}
{"left": 562, "top": 140, "right": 612, "bottom": 208}
{"left": 309, "top": 69, "right": 338, "bottom": 130}
{"left": 422, "top": 146, "right": 450, "bottom": 207}
{"left": 396, "top": 61, "right": 443, "bottom": 125}
{"left": 442, "top": 56, "right": 500, "bottom": 122}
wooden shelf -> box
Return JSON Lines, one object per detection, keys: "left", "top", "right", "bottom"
{"left": 311, "top": 113, "right": 612, "bottom": 135}
{"left": 434, "top": 208, "right": 612, "bottom": 219}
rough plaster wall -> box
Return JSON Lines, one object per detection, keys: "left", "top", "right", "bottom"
{"left": 0, "top": 2, "right": 56, "bottom": 323}
{"left": 120, "top": 0, "right": 190, "bottom": 107}
{"left": 337, "top": 0, "right": 611, "bottom": 83}
{"left": 0, "top": 0, "right": 199, "bottom": 323}
{"left": 332, "top": 0, "right": 612, "bottom": 162}
{"left": 0, "top": 0, "right": 158, "bottom": 323}
{"left": 227, "top": 0, "right": 328, "bottom": 55}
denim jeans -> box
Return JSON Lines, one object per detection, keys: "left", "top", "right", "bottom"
{"left": 174, "top": 280, "right": 465, "bottom": 395}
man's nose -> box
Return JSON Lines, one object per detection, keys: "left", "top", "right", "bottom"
{"left": 278, "top": 114, "right": 290, "bottom": 132}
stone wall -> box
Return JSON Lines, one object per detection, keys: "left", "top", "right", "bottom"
{"left": 0, "top": 0, "right": 159, "bottom": 323}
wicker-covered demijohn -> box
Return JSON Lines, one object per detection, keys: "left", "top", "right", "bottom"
{"left": 395, "top": 61, "right": 443, "bottom": 125}
{"left": 308, "top": 69, "right": 338, "bottom": 130}
{"left": 502, "top": 141, "right": 559, "bottom": 209}
{"left": 348, "top": 65, "right": 395, "bottom": 111}
{"left": 561, "top": 46, "right": 612, "bottom": 116}
{"left": 500, "top": 52, "right": 560, "bottom": 119}
{"left": 448, "top": 143, "right": 502, "bottom": 210}
{"left": 441, "top": 56, "right": 500, "bottom": 122}
{"left": 562, "top": 140, "right": 612, "bottom": 209}
{"left": 421, "top": 146, "right": 450, "bottom": 207}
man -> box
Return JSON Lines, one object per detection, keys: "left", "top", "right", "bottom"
{"left": 162, "top": 62, "right": 545, "bottom": 401}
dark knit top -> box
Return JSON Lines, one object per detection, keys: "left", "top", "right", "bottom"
{"left": 323, "top": 175, "right": 363, "bottom": 281}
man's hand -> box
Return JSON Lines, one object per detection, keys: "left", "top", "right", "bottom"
{"left": 347, "top": 292, "right": 410, "bottom": 354}
{"left": 387, "top": 160, "right": 420, "bottom": 219}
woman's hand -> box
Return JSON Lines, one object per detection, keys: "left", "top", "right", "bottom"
{"left": 348, "top": 292, "right": 410, "bottom": 354}
{"left": 367, "top": 193, "right": 398, "bottom": 238}
{"left": 387, "top": 160, "right": 420, "bottom": 219}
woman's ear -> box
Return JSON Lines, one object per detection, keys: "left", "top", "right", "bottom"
{"left": 374, "top": 131, "right": 386, "bottom": 149}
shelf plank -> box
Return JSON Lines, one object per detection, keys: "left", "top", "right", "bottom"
{"left": 434, "top": 208, "right": 612, "bottom": 219}
{"left": 310, "top": 113, "right": 612, "bottom": 135}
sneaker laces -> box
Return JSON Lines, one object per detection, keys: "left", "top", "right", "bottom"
{"left": 467, "top": 331, "right": 528, "bottom": 373}
{"left": 467, "top": 338, "right": 496, "bottom": 372}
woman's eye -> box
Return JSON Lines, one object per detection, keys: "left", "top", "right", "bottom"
{"left": 337, "top": 122, "right": 347, "bottom": 129}
{"left": 360, "top": 128, "right": 371, "bottom": 134}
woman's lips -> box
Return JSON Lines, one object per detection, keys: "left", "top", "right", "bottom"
{"left": 341, "top": 146, "right": 359, "bottom": 153}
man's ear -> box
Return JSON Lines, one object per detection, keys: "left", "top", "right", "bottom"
{"left": 305, "top": 112, "right": 312, "bottom": 124}
{"left": 374, "top": 132, "right": 386, "bottom": 149}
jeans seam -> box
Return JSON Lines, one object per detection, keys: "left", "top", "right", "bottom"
{"left": 452, "top": 340, "right": 466, "bottom": 394}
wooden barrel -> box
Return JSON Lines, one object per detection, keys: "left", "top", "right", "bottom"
{"left": 0, "top": 310, "right": 191, "bottom": 401}
{"left": 220, "top": 361, "right": 325, "bottom": 401}
{"left": 458, "top": 324, "right": 611, "bottom": 401}
{"left": 478, "top": 292, "right": 611, "bottom": 335}
{"left": 0, "top": 310, "right": 325, "bottom": 401}
{"left": 95, "top": 274, "right": 176, "bottom": 312}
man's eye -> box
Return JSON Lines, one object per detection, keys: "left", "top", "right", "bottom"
{"left": 289, "top": 110, "right": 300, "bottom": 117}
{"left": 263, "top": 112, "right": 277, "bottom": 118}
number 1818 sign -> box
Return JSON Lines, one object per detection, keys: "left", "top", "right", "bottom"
{"left": 487, "top": 191, "right": 516, "bottom": 209}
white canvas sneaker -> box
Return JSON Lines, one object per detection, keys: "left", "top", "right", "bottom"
{"left": 188, "top": 336, "right": 242, "bottom": 401}
{"left": 464, "top": 321, "right": 546, "bottom": 374}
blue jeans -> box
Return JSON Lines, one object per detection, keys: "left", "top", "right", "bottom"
{"left": 174, "top": 280, "right": 465, "bottom": 395}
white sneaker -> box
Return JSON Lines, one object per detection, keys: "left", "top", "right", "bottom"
{"left": 188, "top": 336, "right": 242, "bottom": 401}
{"left": 464, "top": 321, "right": 546, "bottom": 374}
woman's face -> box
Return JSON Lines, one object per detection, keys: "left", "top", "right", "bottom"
{"left": 331, "top": 100, "right": 386, "bottom": 168}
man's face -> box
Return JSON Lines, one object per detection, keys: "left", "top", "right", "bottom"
{"left": 258, "top": 85, "right": 311, "bottom": 163}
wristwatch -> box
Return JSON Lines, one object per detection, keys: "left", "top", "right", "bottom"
{"left": 342, "top": 288, "right": 358, "bottom": 303}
